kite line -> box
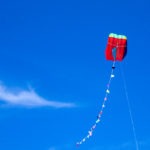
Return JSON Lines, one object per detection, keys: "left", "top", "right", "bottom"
{"left": 120, "top": 64, "right": 139, "bottom": 150}
{"left": 76, "top": 61, "right": 116, "bottom": 146}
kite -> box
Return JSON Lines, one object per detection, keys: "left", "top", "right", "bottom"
{"left": 105, "top": 33, "right": 127, "bottom": 61}
{"left": 76, "top": 33, "right": 127, "bottom": 146}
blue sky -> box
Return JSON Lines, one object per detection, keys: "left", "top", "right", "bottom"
{"left": 0, "top": 0, "right": 150, "bottom": 149}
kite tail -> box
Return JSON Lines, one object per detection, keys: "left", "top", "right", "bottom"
{"left": 76, "top": 61, "right": 116, "bottom": 146}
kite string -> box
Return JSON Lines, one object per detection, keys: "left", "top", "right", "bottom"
{"left": 120, "top": 64, "right": 139, "bottom": 150}
{"left": 76, "top": 61, "right": 116, "bottom": 146}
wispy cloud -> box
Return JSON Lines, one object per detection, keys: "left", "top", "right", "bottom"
{"left": 48, "top": 143, "right": 75, "bottom": 150}
{"left": 90, "top": 138, "right": 150, "bottom": 150}
{"left": 0, "top": 83, "right": 76, "bottom": 108}
{"left": 140, "top": 138, "right": 150, "bottom": 149}
{"left": 90, "top": 141, "right": 136, "bottom": 150}
{"left": 48, "top": 138, "right": 150, "bottom": 150}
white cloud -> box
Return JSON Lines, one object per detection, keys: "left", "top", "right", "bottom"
{"left": 140, "top": 138, "right": 150, "bottom": 148}
{"left": 90, "top": 138, "right": 150, "bottom": 150}
{"left": 0, "top": 83, "right": 76, "bottom": 108}
{"left": 90, "top": 141, "right": 135, "bottom": 150}
{"left": 48, "top": 143, "right": 74, "bottom": 150}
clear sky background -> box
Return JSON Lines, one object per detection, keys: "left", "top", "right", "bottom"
{"left": 0, "top": 0, "right": 149, "bottom": 150}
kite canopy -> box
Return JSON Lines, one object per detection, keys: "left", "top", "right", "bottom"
{"left": 105, "top": 33, "right": 127, "bottom": 61}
